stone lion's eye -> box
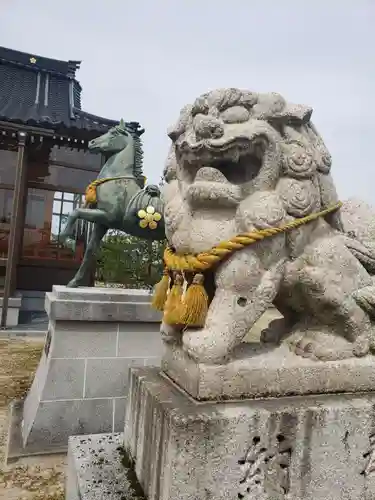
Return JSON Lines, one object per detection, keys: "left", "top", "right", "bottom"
{"left": 221, "top": 106, "right": 249, "bottom": 124}
{"left": 192, "top": 107, "right": 208, "bottom": 117}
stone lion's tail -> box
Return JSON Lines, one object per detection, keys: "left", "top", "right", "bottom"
{"left": 353, "top": 285, "right": 375, "bottom": 320}
{"left": 346, "top": 237, "right": 375, "bottom": 320}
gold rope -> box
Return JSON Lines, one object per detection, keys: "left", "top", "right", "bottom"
{"left": 154, "top": 201, "right": 342, "bottom": 326}
{"left": 84, "top": 175, "right": 147, "bottom": 206}
{"left": 85, "top": 177, "right": 128, "bottom": 206}
{"left": 163, "top": 202, "right": 343, "bottom": 272}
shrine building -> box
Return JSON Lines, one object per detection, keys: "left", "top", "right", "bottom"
{"left": 0, "top": 46, "right": 119, "bottom": 327}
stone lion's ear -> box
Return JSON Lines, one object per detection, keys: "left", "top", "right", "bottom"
{"left": 253, "top": 94, "right": 312, "bottom": 125}
{"left": 163, "top": 145, "right": 178, "bottom": 182}
{"left": 167, "top": 104, "right": 194, "bottom": 141}
{"left": 276, "top": 104, "right": 313, "bottom": 124}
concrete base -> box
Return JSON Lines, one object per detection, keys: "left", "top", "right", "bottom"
{"left": 6, "top": 286, "right": 163, "bottom": 460}
{"left": 0, "top": 293, "right": 21, "bottom": 326}
{"left": 124, "top": 367, "right": 375, "bottom": 500}
{"left": 162, "top": 341, "right": 375, "bottom": 400}
{"left": 66, "top": 433, "right": 145, "bottom": 500}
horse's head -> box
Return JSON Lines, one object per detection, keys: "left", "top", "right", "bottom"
{"left": 88, "top": 119, "right": 134, "bottom": 154}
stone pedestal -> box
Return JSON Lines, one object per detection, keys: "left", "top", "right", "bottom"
{"left": 6, "top": 285, "right": 163, "bottom": 461}
{"left": 123, "top": 367, "right": 375, "bottom": 500}
{"left": 162, "top": 342, "right": 375, "bottom": 400}
{"left": 66, "top": 433, "right": 145, "bottom": 500}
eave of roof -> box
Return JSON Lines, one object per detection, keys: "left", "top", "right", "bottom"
{"left": 0, "top": 110, "right": 119, "bottom": 137}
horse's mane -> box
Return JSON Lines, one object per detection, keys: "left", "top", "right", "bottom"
{"left": 124, "top": 121, "right": 145, "bottom": 181}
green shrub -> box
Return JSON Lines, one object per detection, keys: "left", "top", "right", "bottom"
{"left": 96, "top": 232, "right": 165, "bottom": 289}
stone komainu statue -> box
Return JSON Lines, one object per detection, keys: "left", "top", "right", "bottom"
{"left": 153, "top": 87, "right": 375, "bottom": 364}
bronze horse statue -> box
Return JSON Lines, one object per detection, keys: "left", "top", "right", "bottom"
{"left": 59, "top": 120, "right": 165, "bottom": 287}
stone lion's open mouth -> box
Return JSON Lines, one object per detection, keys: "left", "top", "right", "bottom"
{"left": 179, "top": 137, "right": 266, "bottom": 185}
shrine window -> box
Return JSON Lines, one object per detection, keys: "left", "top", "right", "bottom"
{"left": 22, "top": 188, "right": 86, "bottom": 262}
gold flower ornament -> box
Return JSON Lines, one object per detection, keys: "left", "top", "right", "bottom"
{"left": 137, "top": 206, "right": 161, "bottom": 230}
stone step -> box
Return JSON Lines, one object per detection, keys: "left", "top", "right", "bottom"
{"left": 52, "top": 285, "right": 153, "bottom": 304}
{"left": 66, "top": 433, "right": 145, "bottom": 500}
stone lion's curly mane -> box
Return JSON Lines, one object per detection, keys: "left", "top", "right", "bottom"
{"left": 162, "top": 88, "right": 343, "bottom": 244}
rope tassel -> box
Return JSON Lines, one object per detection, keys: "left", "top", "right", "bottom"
{"left": 180, "top": 273, "right": 208, "bottom": 328}
{"left": 151, "top": 268, "right": 170, "bottom": 311}
{"left": 163, "top": 273, "right": 184, "bottom": 325}
{"left": 85, "top": 183, "right": 98, "bottom": 206}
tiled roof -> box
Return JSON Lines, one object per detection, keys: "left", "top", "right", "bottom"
{"left": 0, "top": 46, "right": 119, "bottom": 135}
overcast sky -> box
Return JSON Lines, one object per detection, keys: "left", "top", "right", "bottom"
{"left": 1, "top": 1, "right": 374, "bottom": 201}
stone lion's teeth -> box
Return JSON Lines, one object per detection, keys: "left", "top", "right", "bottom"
{"left": 186, "top": 153, "right": 196, "bottom": 164}
{"left": 245, "top": 143, "right": 253, "bottom": 153}
{"left": 195, "top": 167, "right": 228, "bottom": 183}
{"left": 232, "top": 149, "right": 240, "bottom": 163}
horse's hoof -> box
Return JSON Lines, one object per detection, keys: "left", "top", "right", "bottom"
{"left": 67, "top": 280, "right": 79, "bottom": 288}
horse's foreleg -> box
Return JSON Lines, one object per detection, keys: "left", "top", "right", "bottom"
{"left": 67, "top": 224, "right": 108, "bottom": 288}
{"left": 60, "top": 208, "right": 111, "bottom": 251}
{"left": 59, "top": 210, "right": 80, "bottom": 250}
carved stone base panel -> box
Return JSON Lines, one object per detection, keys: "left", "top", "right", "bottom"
{"left": 124, "top": 367, "right": 375, "bottom": 500}
{"left": 162, "top": 342, "right": 375, "bottom": 400}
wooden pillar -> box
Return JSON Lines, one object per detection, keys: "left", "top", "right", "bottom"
{"left": 0, "top": 131, "right": 28, "bottom": 328}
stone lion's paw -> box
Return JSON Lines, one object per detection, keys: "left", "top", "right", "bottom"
{"left": 352, "top": 336, "right": 370, "bottom": 358}
{"left": 182, "top": 329, "right": 228, "bottom": 365}
{"left": 182, "top": 329, "right": 204, "bottom": 360}
{"left": 160, "top": 322, "right": 182, "bottom": 344}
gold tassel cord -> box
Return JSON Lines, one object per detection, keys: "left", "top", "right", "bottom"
{"left": 151, "top": 269, "right": 170, "bottom": 311}
{"left": 154, "top": 202, "right": 343, "bottom": 326}
{"left": 163, "top": 273, "right": 184, "bottom": 325}
{"left": 84, "top": 183, "right": 99, "bottom": 206}
{"left": 180, "top": 274, "right": 208, "bottom": 327}
{"left": 84, "top": 176, "right": 136, "bottom": 207}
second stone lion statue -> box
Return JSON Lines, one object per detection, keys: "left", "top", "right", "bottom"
{"left": 156, "top": 87, "right": 375, "bottom": 365}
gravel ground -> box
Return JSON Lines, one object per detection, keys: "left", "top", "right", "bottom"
{"left": 0, "top": 339, "right": 66, "bottom": 500}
